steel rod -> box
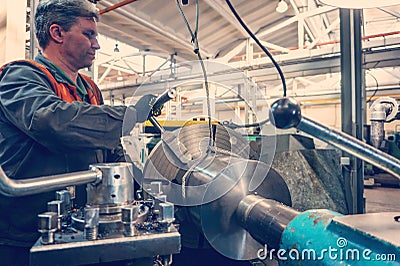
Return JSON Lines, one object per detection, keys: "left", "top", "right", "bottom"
{"left": 0, "top": 167, "right": 102, "bottom": 197}
{"left": 298, "top": 116, "right": 400, "bottom": 181}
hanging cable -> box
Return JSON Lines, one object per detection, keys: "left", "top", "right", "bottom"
{"left": 366, "top": 71, "right": 379, "bottom": 103}
{"left": 176, "top": 0, "right": 215, "bottom": 148}
{"left": 225, "top": 0, "right": 287, "bottom": 97}
{"left": 221, "top": 118, "right": 269, "bottom": 130}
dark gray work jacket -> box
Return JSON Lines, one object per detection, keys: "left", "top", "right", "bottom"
{"left": 0, "top": 55, "right": 133, "bottom": 247}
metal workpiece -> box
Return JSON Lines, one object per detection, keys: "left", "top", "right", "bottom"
{"left": 38, "top": 212, "right": 58, "bottom": 245}
{"left": 0, "top": 166, "right": 102, "bottom": 197}
{"left": 236, "top": 195, "right": 299, "bottom": 250}
{"left": 86, "top": 162, "right": 135, "bottom": 213}
{"left": 270, "top": 97, "right": 400, "bottom": 181}
{"left": 199, "top": 167, "right": 292, "bottom": 261}
{"left": 143, "top": 123, "right": 254, "bottom": 206}
{"left": 143, "top": 123, "right": 288, "bottom": 260}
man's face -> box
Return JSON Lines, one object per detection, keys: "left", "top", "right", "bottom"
{"left": 60, "top": 17, "right": 100, "bottom": 71}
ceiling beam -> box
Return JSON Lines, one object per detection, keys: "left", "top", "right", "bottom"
{"left": 203, "top": 0, "right": 249, "bottom": 36}
{"left": 215, "top": 5, "right": 338, "bottom": 62}
{"left": 98, "top": 0, "right": 213, "bottom": 59}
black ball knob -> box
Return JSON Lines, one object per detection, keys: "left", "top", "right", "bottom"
{"left": 270, "top": 97, "right": 302, "bottom": 129}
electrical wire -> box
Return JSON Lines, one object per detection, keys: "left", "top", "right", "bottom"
{"left": 366, "top": 71, "right": 379, "bottom": 103}
{"left": 225, "top": 0, "right": 287, "bottom": 97}
{"left": 175, "top": 0, "right": 215, "bottom": 148}
{"left": 221, "top": 118, "right": 269, "bottom": 129}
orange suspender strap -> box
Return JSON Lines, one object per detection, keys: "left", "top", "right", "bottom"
{"left": 1, "top": 60, "right": 101, "bottom": 105}
{"left": 80, "top": 75, "right": 102, "bottom": 105}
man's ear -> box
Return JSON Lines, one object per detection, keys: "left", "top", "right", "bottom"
{"left": 49, "top": 24, "right": 64, "bottom": 44}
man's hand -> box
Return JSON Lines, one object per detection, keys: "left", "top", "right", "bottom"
{"left": 134, "top": 94, "right": 160, "bottom": 122}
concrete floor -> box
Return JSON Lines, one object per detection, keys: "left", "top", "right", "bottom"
{"left": 365, "top": 185, "right": 400, "bottom": 213}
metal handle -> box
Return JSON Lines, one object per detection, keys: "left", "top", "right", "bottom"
{"left": 0, "top": 166, "right": 102, "bottom": 197}
{"left": 152, "top": 88, "right": 177, "bottom": 116}
{"left": 270, "top": 97, "right": 400, "bottom": 181}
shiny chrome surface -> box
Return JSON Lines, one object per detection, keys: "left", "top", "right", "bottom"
{"left": 144, "top": 123, "right": 290, "bottom": 260}
{"left": 298, "top": 116, "right": 400, "bottom": 181}
{"left": 0, "top": 167, "right": 102, "bottom": 197}
{"left": 236, "top": 195, "right": 299, "bottom": 250}
{"left": 371, "top": 120, "right": 385, "bottom": 149}
{"left": 370, "top": 97, "right": 398, "bottom": 149}
{"left": 200, "top": 168, "right": 291, "bottom": 260}
{"left": 86, "top": 162, "right": 135, "bottom": 213}
{"left": 143, "top": 123, "right": 253, "bottom": 206}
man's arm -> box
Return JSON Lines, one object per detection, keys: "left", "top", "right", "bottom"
{"left": 0, "top": 62, "right": 135, "bottom": 153}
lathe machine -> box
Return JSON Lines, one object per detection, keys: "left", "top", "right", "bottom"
{"left": 0, "top": 95, "right": 399, "bottom": 265}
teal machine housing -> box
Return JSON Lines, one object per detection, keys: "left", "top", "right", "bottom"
{"left": 280, "top": 210, "right": 399, "bottom": 265}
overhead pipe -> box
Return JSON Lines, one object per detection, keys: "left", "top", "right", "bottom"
{"left": 98, "top": 0, "right": 140, "bottom": 15}
{"left": 231, "top": 31, "right": 400, "bottom": 59}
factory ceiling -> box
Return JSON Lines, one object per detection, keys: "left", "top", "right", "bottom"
{"left": 89, "top": 0, "right": 400, "bottom": 102}
{"left": 25, "top": 0, "right": 400, "bottom": 102}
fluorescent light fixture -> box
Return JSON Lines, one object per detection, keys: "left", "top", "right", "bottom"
{"left": 319, "top": 0, "right": 399, "bottom": 8}
{"left": 276, "top": 0, "right": 289, "bottom": 13}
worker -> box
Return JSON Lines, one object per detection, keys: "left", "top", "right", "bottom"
{"left": 0, "top": 0, "right": 156, "bottom": 264}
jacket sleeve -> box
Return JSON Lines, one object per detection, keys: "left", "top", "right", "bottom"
{"left": 0, "top": 62, "right": 138, "bottom": 153}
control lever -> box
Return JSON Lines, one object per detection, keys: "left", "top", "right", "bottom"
{"left": 151, "top": 88, "right": 177, "bottom": 117}
{"left": 270, "top": 97, "right": 400, "bottom": 181}
{"left": 147, "top": 88, "right": 192, "bottom": 166}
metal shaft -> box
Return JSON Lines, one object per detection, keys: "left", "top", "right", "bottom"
{"left": 270, "top": 97, "right": 400, "bottom": 181}
{"left": 298, "top": 116, "right": 400, "bottom": 181}
{"left": 236, "top": 194, "right": 299, "bottom": 250}
{"left": 0, "top": 167, "right": 102, "bottom": 197}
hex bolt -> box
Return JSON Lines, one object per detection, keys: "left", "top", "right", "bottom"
{"left": 84, "top": 207, "right": 100, "bottom": 240}
{"left": 159, "top": 202, "right": 175, "bottom": 224}
{"left": 121, "top": 205, "right": 140, "bottom": 237}
{"left": 56, "top": 190, "right": 71, "bottom": 211}
{"left": 150, "top": 181, "right": 162, "bottom": 195}
{"left": 47, "top": 200, "right": 65, "bottom": 230}
{"left": 38, "top": 212, "right": 58, "bottom": 244}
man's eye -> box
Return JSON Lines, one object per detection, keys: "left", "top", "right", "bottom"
{"left": 83, "top": 32, "right": 95, "bottom": 39}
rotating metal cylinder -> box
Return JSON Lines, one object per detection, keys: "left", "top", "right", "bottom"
{"left": 143, "top": 124, "right": 291, "bottom": 260}
{"left": 87, "top": 162, "right": 135, "bottom": 214}
{"left": 72, "top": 162, "right": 137, "bottom": 234}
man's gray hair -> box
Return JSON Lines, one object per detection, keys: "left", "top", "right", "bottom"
{"left": 35, "top": 0, "right": 99, "bottom": 49}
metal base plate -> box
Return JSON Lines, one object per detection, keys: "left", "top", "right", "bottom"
{"left": 30, "top": 227, "right": 180, "bottom": 266}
